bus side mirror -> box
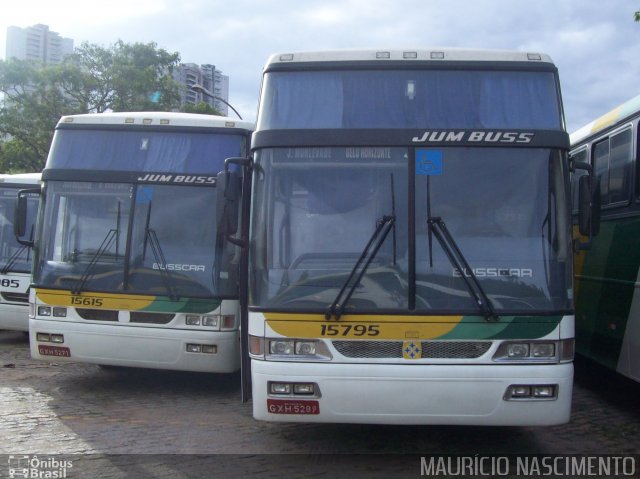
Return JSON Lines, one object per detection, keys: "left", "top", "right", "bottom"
{"left": 576, "top": 175, "right": 600, "bottom": 249}
{"left": 14, "top": 188, "right": 39, "bottom": 247}
{"left": 216, "top": 170, "right": 241, "bottom": 236}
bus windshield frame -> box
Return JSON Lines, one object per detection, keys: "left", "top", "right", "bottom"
{"left": 249, "top": 145, "right": 572, "bottom": 317}
{"left": 34, "top": 125, "right": 248, "bottom": 300}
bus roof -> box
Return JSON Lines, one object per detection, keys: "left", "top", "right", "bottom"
{"left": 570, "top": 93, "right": 640, "bottom": 146}
{"left": 0, "top": 172, "right": 41, "bottom": 185}
{"left": 265, "top": 48, "right": 555, "bottom": 67}
{"left": 57, "top": 112, "right": 254, "bottom": 132}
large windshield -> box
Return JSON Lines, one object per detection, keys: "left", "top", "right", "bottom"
{"left": 35, "top": 181, "right": 238, "bottom": 298}
{"left": 250, "top": 147, "right": 572, "bottom": 315}
{"left": 258, "top": 70, "right": 562, "bottom": 130}
{"left": 0, "top": 187, "right": 38, "bottom": 274}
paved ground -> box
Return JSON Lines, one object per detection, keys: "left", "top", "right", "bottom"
{"left": 1, "top": 330, "right": 639, "bottom": 478}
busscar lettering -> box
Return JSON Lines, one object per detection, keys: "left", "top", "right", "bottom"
{"left": 153, "top": 263, "right": 206, "bottom": 272}
{"left": 412, "top": 130, "right": 534, "bottom": 144}
{"left": 453, "top": 267, "right": 533, "bottom": 278}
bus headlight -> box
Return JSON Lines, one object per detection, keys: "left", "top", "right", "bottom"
{"left": 531, "top": 343, "right": 555, "bottom": 358}
{"left": 37, "top": 306, "right": 52, "bottom": 317}
{"left": 295, "top": 341, "right": 316, "bottom": 355}
{"left": 493, "top": 341, "right": 561, "bottom": 362}
{"left": 265, "top": 338, "right": 332, "bottom": 360}
{"left": 270, "top": 339, "right": 294, "bottom": 355}
{"left": 202, "top": 316, "right": 219, "bottom": 328}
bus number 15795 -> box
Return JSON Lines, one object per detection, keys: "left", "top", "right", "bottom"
{"left": 320, "top": 324, "right": 380, "bottom": 337}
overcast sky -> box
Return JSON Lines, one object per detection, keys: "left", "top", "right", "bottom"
{"left": 1, "top": 0, "right": 639, "bottom": 132}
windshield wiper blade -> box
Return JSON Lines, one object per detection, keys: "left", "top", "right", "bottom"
{"left": 72, "top": 202, "right": 123, "bottom": 295}
{"left": 141, "top": 202, "right": 179, "bottom": 301}
{"left": 72, "top": 229, "right": 118, "bottom": 295}
{"left": 428, "top": 216, "right": 499, "bottom": 322}
{"left": 144, "top": 226, "right": 179, "bottom": 301}
{"left": 1, "top": 225, "right": 35, "bottom": 275}
{"left": 325, "top": 215, "right": 395, "bottom": 321}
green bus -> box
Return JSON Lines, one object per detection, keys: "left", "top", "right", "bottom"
{"left": 570, "top": 93, "right": 640, "bottom": 382}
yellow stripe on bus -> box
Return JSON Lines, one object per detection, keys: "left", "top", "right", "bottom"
{"left": 36, "top": 288, "right": 156, "bottom": 311}
{"left": 264, "top": 313, "right": 463, "bottom": 340}
{"left": 591, "top": 107, "right": 622, "bottom": 134}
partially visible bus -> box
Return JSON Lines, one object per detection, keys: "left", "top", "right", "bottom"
{"left": 0, "top": 173, "right": 40, "bottom": 332}
{"left": 26, "top": 112, "right": 253, "bottom": 372}
{"left": 570, "top": 93, "right": 640, "bottom": 382}
{"left": 229, "top": 49, "right": 576, "bottom": 425}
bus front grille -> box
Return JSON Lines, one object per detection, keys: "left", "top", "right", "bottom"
{"left": 75, "top": 309, "right": 174, "bottom": 324}
{"left": 129, "top": 312, "right": 174, "bottom": 324}
{"left": 332, "top": 340, "right": 491, "bottom": 359}
{"left": 76, "top": 309, "right": 119, "bottom": 321}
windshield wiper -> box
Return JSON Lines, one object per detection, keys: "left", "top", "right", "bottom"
{"left": 72, "top": 202, "right": 122, "bottom": 295}
{"left": 71, "top": 229, "right": 119, "bottom": 295}
{"left": 427, "top": 216, "right": 499, "bottom": 322}
{"left": 325, "top": 215, "right": 395, "bottom": 321}
{"left": 142, "top": 203, "right": 179, "bottom": 301}
{"left": 1, "top": 224, "right": 33, "bottom": 275}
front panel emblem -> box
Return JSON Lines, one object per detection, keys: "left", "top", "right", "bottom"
{"left": 402, "top": 340, "right": 422, "bottom": 360}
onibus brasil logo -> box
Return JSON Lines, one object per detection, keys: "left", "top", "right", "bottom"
{"left": 8, "top": 455, "right": 73, "bottom": 479}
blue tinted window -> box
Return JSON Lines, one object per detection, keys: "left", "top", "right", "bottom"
{"left": 259, "top": 70, "right": 561, "bottom": 130}
{"left": 48, "top": 130, "right": 245, "bottom": 173}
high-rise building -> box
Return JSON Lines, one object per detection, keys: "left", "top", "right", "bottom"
{"left": 5, "top": 24, "right": 74, "bottom": 64}
{"left": 174, "top": 63, "right": 231, "bottom": 116}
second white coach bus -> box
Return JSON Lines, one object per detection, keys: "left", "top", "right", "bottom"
{"left": 25, "top": 112, "right": 253, "bottom": 372}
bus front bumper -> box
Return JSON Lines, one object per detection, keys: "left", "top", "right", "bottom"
{"left": 30, "top": 318, "right": 240, "bottom": 373}
{"left": 251, "top": 359, "right": 573, "bottom": 425}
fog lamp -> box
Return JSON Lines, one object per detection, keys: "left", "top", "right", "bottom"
{"left": 36, "top": 333, "right": 50, "bottom": 342}
{"left": 510, "top": 386, "right": 531, "bottom": 398}
{"left": 293, "top": 383, "right": 315, "bottom": 395}
{"left": 202, "top": 345, "right": 217, "bottom": 354}
{"left": 51, "top": 334, "right": 64, "bottom": 343}
{"left": 186, "top": 343, "right": 202, "bottom": 353}
{"left": 533, "top": 385, "right": 556, "bottom": 398}
{"left": 269, "top": 382, "right": 291, "bottom": 394}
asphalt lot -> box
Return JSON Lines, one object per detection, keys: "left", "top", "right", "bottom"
{"left": 1, "top": 329, "right": 639, "bottom": 478}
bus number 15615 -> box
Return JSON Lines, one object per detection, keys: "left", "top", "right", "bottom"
{"left": 320, "top": 324, "right": 380, "bottom": 337}
{"left": 70, "top": 296, "right": 103, "bottom": 307}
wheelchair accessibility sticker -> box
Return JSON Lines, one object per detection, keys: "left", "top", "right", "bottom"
{"left": 416, "top": 149, "right": 443, "bottom": 176}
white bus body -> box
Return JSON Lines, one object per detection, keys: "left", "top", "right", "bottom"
{"left": 244, "top": 49, "right": 574, "bottom": 424}
{"left": 29, "top": 112, "right": 253, "bottom": 372}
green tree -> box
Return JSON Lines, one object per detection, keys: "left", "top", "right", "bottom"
{"left": 635, "top": 10, "right": 640, "bottom": 21}
{"left": 0, "top": 40, "right": 182, "bottom": 172}
{"left": 54, "top": 40, "right": 181, "bottom": 112}
{"left": 0, "top": 59, "right": 84, "bottom": 172}
{"left": 180, "top": 101, "right": 223, "bottom": 116}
